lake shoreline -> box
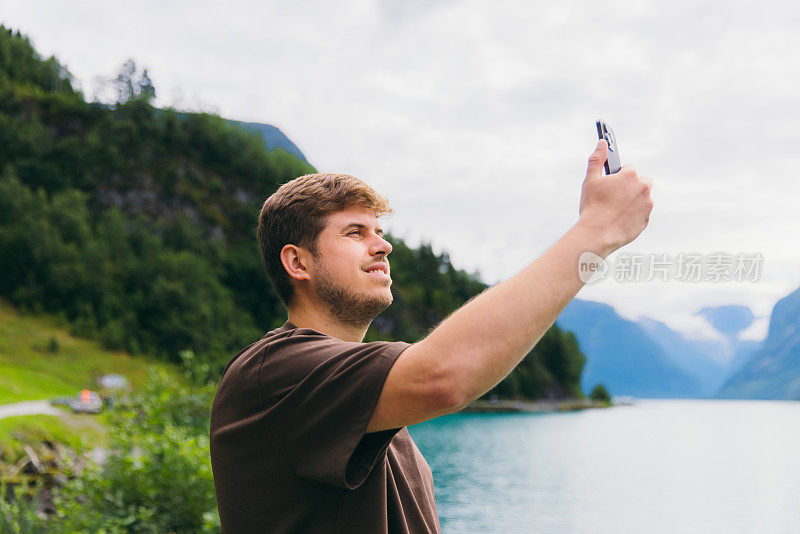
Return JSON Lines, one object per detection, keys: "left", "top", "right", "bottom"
{"left": 461, "top": 398, "right": 614, "bottom": 413}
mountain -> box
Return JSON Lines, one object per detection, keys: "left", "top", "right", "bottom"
{"left": 637, "top": 318, "right": 727, "bottom": 396}
{"left": 696, "top": 305, "right": 755, "bottom": 338}
{"left": 717, "top": 285, "right": 800, "bottom": 399}
{"left": 695, "top": 305, "right": 762, "bottom": 375}
{"left": 231, "top": 121, "right": 309, "bottom": 164}
{"left": 636, "top": 305, "right": 762, "bottom": 396}
{"left": 727, "top": 340, "right": 762, "bottom": 377}
{"left": 556, "top": 299, "right": 701, "bottom": 398}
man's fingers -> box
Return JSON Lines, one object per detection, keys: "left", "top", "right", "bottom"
{"left": 640, "top": 175, "right": 653, "bottom": 190}
{"left": 584, "top": 140, "right": 608, "bottom": 185}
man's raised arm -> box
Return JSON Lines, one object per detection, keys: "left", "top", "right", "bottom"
{"left": 367, "top": 140, "right": 654, "bottom": 432}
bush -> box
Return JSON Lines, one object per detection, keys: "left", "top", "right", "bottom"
{"left": 589, "top": 384, "right": 612, "bottom": 403}
{"left": 30, "top": 336, "right": 59, "bottom": 354}
{"left": 122, "top": 367, "right": 215, "bottom": 435}
{"left": 50, "top": 368, "right": 219, "bottom": 533}
{"left": 55, "top": 425, "right": 217, "bottom": 533}
{"left": 0, "top": 480, "right": 50, "bottom": 534}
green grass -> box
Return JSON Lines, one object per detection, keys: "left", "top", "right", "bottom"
{"left": 0, "top": 299, "right": 179, "bottom": 404}
{"left": 0, "top": 413, "right": 109, "bottom": 460}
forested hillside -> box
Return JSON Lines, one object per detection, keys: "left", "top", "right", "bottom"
{"left": 0, "top": 25, "right": 589, "bottom": 399}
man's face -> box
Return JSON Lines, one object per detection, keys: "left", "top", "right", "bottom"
{"left": 309, "top": 205, "right": 394, "bottom": 327}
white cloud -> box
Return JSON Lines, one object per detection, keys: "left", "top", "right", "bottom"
{"left": 665, "top": 314, "right": 728, "bottom": 343}
{"left": 738, "top": 316, "right": 770, "bottom": 342}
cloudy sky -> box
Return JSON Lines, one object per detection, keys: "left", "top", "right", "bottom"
{"left": 4, "top": 0, "right": 800, "bottom": 340}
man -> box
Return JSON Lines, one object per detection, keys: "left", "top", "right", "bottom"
{"left": 210, "top": 140, "right": 653, "bottom": 533}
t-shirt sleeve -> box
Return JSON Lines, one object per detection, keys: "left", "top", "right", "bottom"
{"left": 258, "top": 332, "right": 410, "bottom": 489}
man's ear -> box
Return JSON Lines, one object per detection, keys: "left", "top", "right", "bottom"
{"left": 280, "top": 244, "right": 312, "bottom": 282}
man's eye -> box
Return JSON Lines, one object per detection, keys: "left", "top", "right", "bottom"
{"left": 347, "top": 230, "right": 360, "bottom": 236}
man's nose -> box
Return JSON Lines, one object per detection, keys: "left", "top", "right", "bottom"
{"left": 370, "top": 234, "right": 392, "bottom": 256}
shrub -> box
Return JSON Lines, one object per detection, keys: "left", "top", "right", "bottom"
{"left": 55, "top": 425, "right": 217, "bottom": 533}
{"left": 589, "top": 384, "right": 612, "bottom": 403}
{"left": 51, "top": 368, "right": 219, "bottom": 532}
{"left": 0, "top": 480, "right": 50, "bottom": 534}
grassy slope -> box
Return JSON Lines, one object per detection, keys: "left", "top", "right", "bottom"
{"left": 0, "top": 413, "right": 108, "bottom": 459}
{"left": 0, "top": 299, "right": 177, "bottom": 404}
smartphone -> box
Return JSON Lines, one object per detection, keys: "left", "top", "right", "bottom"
{"left": 596, "top": 119, "right": 621, "bottom": 175}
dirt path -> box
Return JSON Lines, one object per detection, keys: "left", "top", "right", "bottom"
{"left": 0, "top": 400, "right": 63, "bottom": 419}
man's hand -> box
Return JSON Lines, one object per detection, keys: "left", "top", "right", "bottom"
{"left": 578, "top": 140, "right": 654, "bottom": 255}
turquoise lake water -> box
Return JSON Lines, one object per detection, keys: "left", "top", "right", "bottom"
{"left": 407, "top": 400, "right": 800, "bottom": 534}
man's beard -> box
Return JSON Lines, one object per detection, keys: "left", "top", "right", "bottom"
{"left": 313, "top": 257, "right": 393, "bottom": 328}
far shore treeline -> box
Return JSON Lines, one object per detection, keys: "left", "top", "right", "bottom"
{"left": 0, "top": 25, "right": 589, "bottom": 400}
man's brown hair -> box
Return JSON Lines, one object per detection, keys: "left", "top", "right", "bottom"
{"left": 257, "top": 173, "right": 393, "bottom": 307}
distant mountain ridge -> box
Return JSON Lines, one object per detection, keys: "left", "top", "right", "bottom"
{"left": 637, "top": 317, "right": 727, "bottom": 396}
{"left": 231, "top": 121, "right": 309, "bottom": 164}
{"left": 637, "top": 305, "right": 761, "bottom": 396}
{"left": 697, "top": 305, "right": 755, "bottom": 338}
{"left": 555, "top": 299, "right": 767, "bottom": 398}
{"left": 717, "top": 285, "right": 800, "bottom": 399}
{"left": 556, "top": 299, "right": 701, "bottom": 398}
{"left": 693, "top": 305, "right": 762, "bottom": 378}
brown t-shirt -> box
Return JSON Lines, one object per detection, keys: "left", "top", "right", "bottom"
{"left": 210, "top": 321, "right": 441, "bottom": 533}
